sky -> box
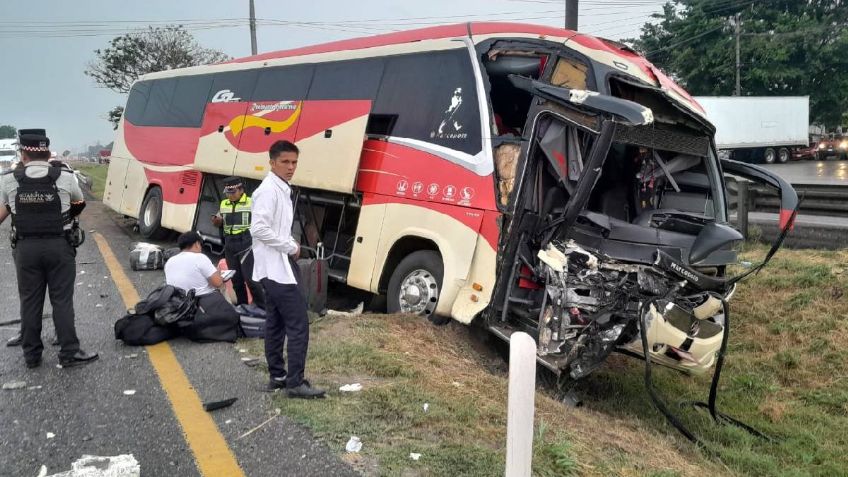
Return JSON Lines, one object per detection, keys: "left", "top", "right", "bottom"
{"left": 0, "top": 0, "right": 667, "bottom": 153}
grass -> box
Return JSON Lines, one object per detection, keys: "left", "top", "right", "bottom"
{"left": 242, "top": 244, "right": 848, "bottom": 476}
{"left": 74, "top": 162, "right": 108, "bottom": 200}
{"left": 242, "top": 314, "right": 727, "bottom": 476}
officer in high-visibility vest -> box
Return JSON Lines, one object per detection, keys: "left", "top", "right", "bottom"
{"left": 211, "top": 176, "right": 264, "bottom": 308}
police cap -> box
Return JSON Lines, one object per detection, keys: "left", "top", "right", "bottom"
{"left": 222, "top": 176, "right": 243, "bottom": 192}
{"left": 19, "top": 133, "right": 50, "bottom": 152}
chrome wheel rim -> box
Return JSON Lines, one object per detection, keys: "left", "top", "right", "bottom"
{"left": 143, "top": 197, "right": 160, "bottom": 226}
{"left": 398, "top": 269, "right": 439, "bottom": 315}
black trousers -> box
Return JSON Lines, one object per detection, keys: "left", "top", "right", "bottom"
{"left": 14, "top": 237, "right": 80, "bottom": 362}
{"left": 223, "top": 232, "right": 265, "bottom": 308}
{"left": 261, "top": 277, "right": 309, "bottom": 388}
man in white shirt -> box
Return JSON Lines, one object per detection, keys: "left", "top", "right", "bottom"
{"left": 165, "top": 231, "right": 239, "bottom": 341}
{"left": 251, "top": 140, "right": 325, "bottom": 399}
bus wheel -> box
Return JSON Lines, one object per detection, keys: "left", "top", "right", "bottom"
{"left": 387, "top": 251, "right": 443, "bottom": 320}
{"left": 138, "top": 187, "right": 170, "bottom": 240}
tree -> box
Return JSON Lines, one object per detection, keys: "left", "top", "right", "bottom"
{"left": 86, "top": 25, "right": 231, "bottom": 128}
{"left": 628, "top": 0, "right": 848, "bottom": 128}
{"left": 0, "top": 125, "right": 16, "bottom": 139}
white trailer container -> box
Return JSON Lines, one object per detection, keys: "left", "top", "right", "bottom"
{"left": 694, "top": 96, "right": 809, "bottom": 163}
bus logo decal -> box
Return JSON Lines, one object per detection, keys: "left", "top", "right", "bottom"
{"left": 211, "top": 89, "right": 241, "bottom": 103}
{"left": 432, "top": 88, "right": 468, "bottom": 140}
{"left": 229, "top": 102, "right": 302, "bottom": 136}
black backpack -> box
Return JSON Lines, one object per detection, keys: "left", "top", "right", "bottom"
{"left": 134, "top": 285, "right": 197, "bottom": 327}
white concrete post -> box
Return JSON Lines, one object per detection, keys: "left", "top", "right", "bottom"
{"left": 505, "top": 331, "right": 537, "bottom": 477}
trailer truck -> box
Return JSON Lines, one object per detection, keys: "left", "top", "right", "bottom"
{"left": 694, "top": 96, "right": 809, "bottom": 164}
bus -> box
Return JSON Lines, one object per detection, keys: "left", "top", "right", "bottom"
{"left": 105, "top": 22, "right": 796, "bottom": 377}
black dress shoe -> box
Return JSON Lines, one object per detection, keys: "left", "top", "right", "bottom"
{"left": 59, "top": 350, "right": 99, "bottom": 368}
{"left": 25, "top": 357, "right": 42, "bottom": 369}
{"left": 6, "top": 334, "right": 22, "bottom": 347}
{"left": 286, "top": 382, "right": 326, "bottom": 399}
{"left": 264, "top": 376, "right": 287, "bottom": 392}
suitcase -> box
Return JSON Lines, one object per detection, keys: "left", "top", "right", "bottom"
{"left": 130, "top": 244, "right": 165, "bottom": 271}
{"left": 295, "top": 258, "right": 328, "bottom": 314}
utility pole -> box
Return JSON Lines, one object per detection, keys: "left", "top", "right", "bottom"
{"left": 734, "top": 12, "right": 741, "bottom": 96}
{"left": 566, "top": 0, "right": 578, "bottom": 31}
{"left": 249, "top": 0, "right": 257, "bottom": 55}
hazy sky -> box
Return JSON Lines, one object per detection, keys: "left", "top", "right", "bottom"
{"left": 0, "top": 0, "right": 665, "bottom": 153}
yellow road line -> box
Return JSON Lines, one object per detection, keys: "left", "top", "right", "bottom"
{"left": 94, "top": 233, "right": 246, "bottom": 477}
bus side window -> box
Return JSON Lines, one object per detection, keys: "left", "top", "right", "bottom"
{"left": 374, "top": 50, "right": 481, "bottom": 155}
{"left": 307, "top": 58, "right": 385, "bottom": 101}
{"left": 124, "top": 81, "right": 152, "bottom": 126}
{"left": 252, "top": 65, "right": 314, "bottom": 101}
{"left": 171, "top": 75, "right": 214, "bottom": 127}
{"left": 140, "top": 78, "right": 177, "bottom": 126}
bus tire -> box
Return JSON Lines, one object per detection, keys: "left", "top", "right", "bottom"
{"left": 387, "top": 250, "right": 444, "bottom": 321}
{"left": 138, "top": 187, "right": 170, "bottom": 240}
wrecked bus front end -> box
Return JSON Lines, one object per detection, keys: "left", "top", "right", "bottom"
{"left": 489, "top": 77, "right": 798, "bottom": 378}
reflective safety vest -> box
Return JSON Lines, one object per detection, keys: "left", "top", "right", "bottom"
{"left": 219, "top": 194, "right": 252, "bottom": 235}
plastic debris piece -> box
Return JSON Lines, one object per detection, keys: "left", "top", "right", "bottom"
{"left": 123, "top": 390, "right": 136, "bottom": 396}
{"left": 326, "top": 302, "right": 364, "bottom": 317}
{"left": 125, "top": 354, "right": 138, "bottom": 359}
{"left": 225, "top": 419, "right": 233, "bottom": 424}
{"left": 2, "top": 381, "right": 26, "bottom": 390}
{"left": 203, "top": 397, "right": 237, "bottom": 412}
{"left": 423, "top": 403, "right": 429, "bottom": 412}
{"left": 79, "top": 271, "right": 86, "bottom": 275}
{"left": 36, "top": 465, "right": 47, "bottom": 477}
{"left": 28, "top": 385, "right": 43, "bottom": 391}
{"left": 241, "top": 357, "right": 260, "bottom": 367}
{"left": 451, "top": 381, "right": 462, "bottom": 387}
{"left": 95, "top": 304, "right": 103, "bottom": 308}
{"left": 345, "top": 436, "right": 362, "bottom": 453}
{"left": 238, "top": 348, "right": 247, "bottom": 353}
{"left": 409, "top": 453, "right": 421, "bottom": 461}
{"left": 49, "top": 454, "right": 141, "bottom": 477}
{"left": 740, "top": 261, "right": 753, "bottom": 268}
{"left": 339, "top": 383, "right": 362, "bottom": 392}
{"left": 46, "top": 432, "right": 55, "bottom": 439}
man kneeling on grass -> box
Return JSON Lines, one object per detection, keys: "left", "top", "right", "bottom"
{"left": 164, "top": 231, "right": 239, "bottom": 336}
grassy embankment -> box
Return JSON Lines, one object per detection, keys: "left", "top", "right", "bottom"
{"left": 245, "top": 246, "right": 847, "bottom": 476}
{"left": 74, "top": 163, "right": 108, "bottom": 200}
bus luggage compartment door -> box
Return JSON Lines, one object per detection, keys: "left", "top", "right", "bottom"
{"left": 290, "top": 100, "right": 372, "bottom": 194}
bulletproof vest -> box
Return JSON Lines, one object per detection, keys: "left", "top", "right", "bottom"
{"left": 13, "top": 166, "right": 64, "bottom": 238}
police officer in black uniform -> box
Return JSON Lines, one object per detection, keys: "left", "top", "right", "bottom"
{"left": 0, "top": 132, "right": 98, "bottom": 369}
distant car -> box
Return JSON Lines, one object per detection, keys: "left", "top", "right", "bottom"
{"left": 815, "top": 136, "right": 848, "bottom": 160}
{"left": 792, "top": 143, "right": 818, "bottom": 161}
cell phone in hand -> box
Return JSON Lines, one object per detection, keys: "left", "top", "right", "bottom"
{"left": 220, "top": 269, "right": 236, "bottom": 281}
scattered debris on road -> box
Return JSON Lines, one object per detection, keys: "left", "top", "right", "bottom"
{"left": 2, "top": 381, "right": 26, "bottom": 390}
{"left": 422, "top": 403, "right": 429, "bottom": 413}
{"left": 45, "top": 454, "right": 140, "bottom": 477}
{"left": 123, "top": 390, "right": 136, "bottom": 396}
{"left": 409, "top": 453, "right": 421, "bottom": 461}
{"left": 345, "top": 436, "right": 362, "bottom": 453}
{"left": 339, "top": 383, "right": 362, "bottom": 392}
{"left": 46, "top": 432, "right": 55, "bottom": 439}
{"left": 203, "top": 397, "right": 237, "bottom": 412}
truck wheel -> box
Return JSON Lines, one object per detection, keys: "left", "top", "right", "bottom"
{"left": 778, "top": 148, "right": 790, "bottom": 163}
{"left": 138, "top": 187, "right": 170, "bottom": 240}
{"left": 387, "top": 251, "right": 444, "bottom": 321}
{"left": 763, "top": 148, "right": 776, "bottom": 164}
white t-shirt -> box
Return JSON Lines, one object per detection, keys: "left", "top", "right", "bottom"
{"left": 164, "top": 251, "right": 218, "bottom": 296}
